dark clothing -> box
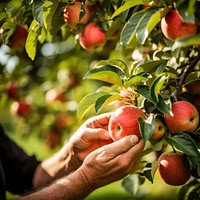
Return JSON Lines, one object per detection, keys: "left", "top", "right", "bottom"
{"left": 0, "top": 125, "right": 40, "bottom": 200}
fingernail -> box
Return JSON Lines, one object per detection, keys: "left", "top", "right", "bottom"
{"left": 130, "top": 135, "right": 139, "bottom": 144}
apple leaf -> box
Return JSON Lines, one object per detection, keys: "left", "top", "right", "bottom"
{"left": 185, "top": 71, "right": 200, "bottom": 85}
{"left": 136, "top": 85, "right": 154, "bottom": 103}
{"left": 33, "top": 0, "right": 44, "bottom": 26}
{"left": 120, "top": 7, "right": 167, "bottom": 47}
{"left": 124, "top": 72, "right": 148, "bottom": 88}
{"left": 1, "top": 22, "right": 16, "bottom": 44}
{"left": 172, "top": 34, "right": 200, "bottom": 51}
{"left": 179, "top": 179, "right": 200, "bottom": 200}
{"left": 156, "top": 95, "right": 172, "bottom": 115}
{"left": 150, "top": 76, "right": 166, "bottom": 103}
{"left": 94, "top": 59, "right": 129, "bottom": 78}
{"left": 138, "top": 115, "right": 156, "bottom": 142}
{"left": 95, "top": 93, "right": 121, "bottom": 113}
{"left": 25, "top": 20, "right": 41, "bottom": 60}
{"left": 143, "top": 161, "right": 158, "bottom": 183}
{"left": 83, "top": 65, "right": 125, "bottom": 86}
{"left": 77, "top": 91, "right": 108, "bottom": 120}
{"left": 111, "top": 0, "right": 149, "bottom": 18}
{"left": 166, "top": 132, "right": 200, "bottom": 157}
{"left": 5, "top": 0, "right": 23, "bottom": 16}
{"left": 43, "top": 0, "right": 59, "bottom": 31}
{"left": 135, "top": 60, "right": 167, "bottom": 74}
{"left": 122, "top": 174, "right": 145, "bottom": 196}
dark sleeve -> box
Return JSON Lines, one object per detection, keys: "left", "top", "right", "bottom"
{"left": 0, "top": 125, "right": 41, "bottom": 195}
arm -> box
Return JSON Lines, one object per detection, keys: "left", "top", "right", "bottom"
{"left": 32, "top": 113, "right": 113, "bottom": 188}
{"left": 19, "top": 135, "right": 145, "bottom": 200}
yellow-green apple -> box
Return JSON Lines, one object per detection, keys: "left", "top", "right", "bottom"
{"left": 8, "top": 26, "right": 28, "bottom": 50}
{"left": 108, "top": 105, "right": 146, "bottom": 141}
{"left": 164, "top": 101, "right": 199, "bottom": 133}
{"left": 11, "top": 101, "right": 31, "bottom": 117}
{"left": 161, "top": 10, "right": 198, "bottom": 41}
{"left": 158, "top": 152, "right": 191, "bottom": 186}
{"left": 79, "top": 22, "right": 107, "bottom": 50}
{"left": 149, "top": 119, "right": 167, "bottom": 142}
{"left": 45, "top": 89, "right": 65, "bottom": 103}
{"left": 63, "top": 1, "right": 90, "bottom": 29}
{"left": 5, "top": 83, "right": 20, "bottom": 100}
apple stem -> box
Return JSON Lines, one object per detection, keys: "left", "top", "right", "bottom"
{"left": 172, "top": 145, "right": 176, "bottom": 153}
{"left": 171, "top": 52, "right": 200, "bottom": 102}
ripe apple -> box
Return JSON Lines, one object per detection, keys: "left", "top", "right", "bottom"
{"left": 193, "top": 95, "right": 200, "bottom": 106}
{"left": 45, "top": 89, "right": 65, "bottom": 103}
{"left": 149, "top": 119, "right": 167, "bottom": 141}
{"left": 63, "top": 1, "right": 90, "bottom": 29}
{"left": 164, "top": 101, "right": 199, "bottom": 133}
{"left": 5, "top": 83, "right": 20, "bottom": 100}
{"left": 108, "top": 105, "right": 146, "bottom": 141}
{"left": 85, "top": 1, "right": 102, "bottom": 14}
{"left": 158, "top": 152, "right": 191, "bottom": 186}
{"left": 161, "top": 10, "right": 198, "bottom": 41}
{"left": 11, "top": 101, "right": 31, "bottom": 117}
{"left": 8, "top": 26, "right": 28, "bottom": 50}
{"left": 79, "top": 22, "right": 107, "bottom": 50}
{"left": 46, "top": 131, "right": 61, "bottom": 149}
{"left": 55, "top": 114, "right": 68, "bottom": 130}
{"left": 183, "top": 80, "right": 200, "bottom": 96}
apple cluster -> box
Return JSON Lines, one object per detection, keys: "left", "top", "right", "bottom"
{"left": 63, "top": 1, "right": 107, "bottom": 51}
{"left": 108, "top": 97, "right": 200, "bottom": 186}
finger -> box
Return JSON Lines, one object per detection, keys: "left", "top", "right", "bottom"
{"left": 85, "top": 112, "right": 113, "bottom": 128}
{"left": 82, "top": 128, "right": 112, "bottom": 141}
{"left": 96, "top": 135, "right": 141, "bottom": 162}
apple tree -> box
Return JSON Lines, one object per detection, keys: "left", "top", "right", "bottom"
{"left": 0, "top": 0, "right": 200, "bottom": 198}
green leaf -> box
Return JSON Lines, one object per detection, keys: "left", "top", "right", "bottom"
{"left": 33, "top": 0, "right": 44, "bottom": 26}
{"left": 138, "top": 115, "right": 156, "bottom": 142}
{"left": 122, "top": 174, "right": 142, "bottom": 196}
{"left": 150, "top": 76, "right": 166, "bottom": 103}
{"left": 143, "top": 161, "right": 158, "bottom": 183}
{"left": 95, "top": 93, "right": 121, "bottom": 113}
{"left": 136, "top": 85, "right": 154, "bottom": 103}
{"left": 172, "top": 34, "right": 200, "bottom": 51}
{"left": 185, "top": 71, "right": 200, "bottom": 85}
{"left": 166, "top": 132, "right": 200, "bottom": 157}
{"left": 84, "top": 65, "right": 124, "bottom": 86}
{"left": 77, "top": 92, "right": 108, "bottom": 120}
{"left": 135, "top": 60, "right": 167, "bottom": 74}
{"left": 43, "top": 0, "right": 59, "bottom": 31}
{"left": 25, "top": 20, "right": 41, "bottom": 60}
{"left": 5, "top": 0, "right": 23, "bottom": 16}
{"left": 112, "top": 0, "right": 148, "bottom": 18}
{"left": 156, "top": 95, "right": 172, "bottom": 115}
{"left": 120, "top": 7, "right": 169, "bottom": 47}
{"left": 94, "top": 59, "right": 129, "bottom": 78}
{"left": 1, "top": 22, "right": 17, "bottom": 44}
{"left": 124, "top": 73, "right": 148, "bottom": 88}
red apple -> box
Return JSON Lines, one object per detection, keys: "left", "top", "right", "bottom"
{"left": 11, "top": 101, "right": 31, "bottom": 117}
{"left": 108, "top": 105, "right": 146, "bottom": 141}
{"left": 46, "top": 131, "right": 61, "bottom": 149}
{"left": 183, "top": 80, "right": 200, "bottom": 96}
{"left": 45, "top": 89, "right": 65, "bottom": 103}
{"left": 55, "top": 114, "right": 68, "bottom": 130}
{"left": 5, "top": 83, "right": 20, "bottom": 100}
{"left": 85, "top": 1, "right": 102, "bottom": 14}
{"left": 79, "top": 22, "right": 107, "bottom": 50}
{"left": 161, "top": 10, "right": 198, "bottom": 41}
{"left": 193, "top": 95, "right": 200, "bottom": 106}
{"left": 63, "top": 1, "right": 90, "bottom": 29}
{"left": 8, "top": 26, "right": 28, "bottom": 50}
{"left": 150, "top": 119, "right": 167, "bottom": 141}
{"left": 164, "top": 101, "right": 199, "bottom": 133}
{"left": 158, "top": 152, "right": 191, "bottom": 186}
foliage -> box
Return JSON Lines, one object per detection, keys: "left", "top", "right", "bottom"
{"left": 0, "top": 0, "right": 200, "bottom": 198}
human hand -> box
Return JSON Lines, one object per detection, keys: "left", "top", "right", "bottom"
{"left": 60, "top": 113, "right": 113, "bottom": 173}
{"left": 77, "top": 134, "right": 145, "bottom": 190}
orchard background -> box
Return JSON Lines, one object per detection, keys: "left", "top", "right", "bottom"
{"left": 0, "top": 0, "right": 200, "bottom": 199}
